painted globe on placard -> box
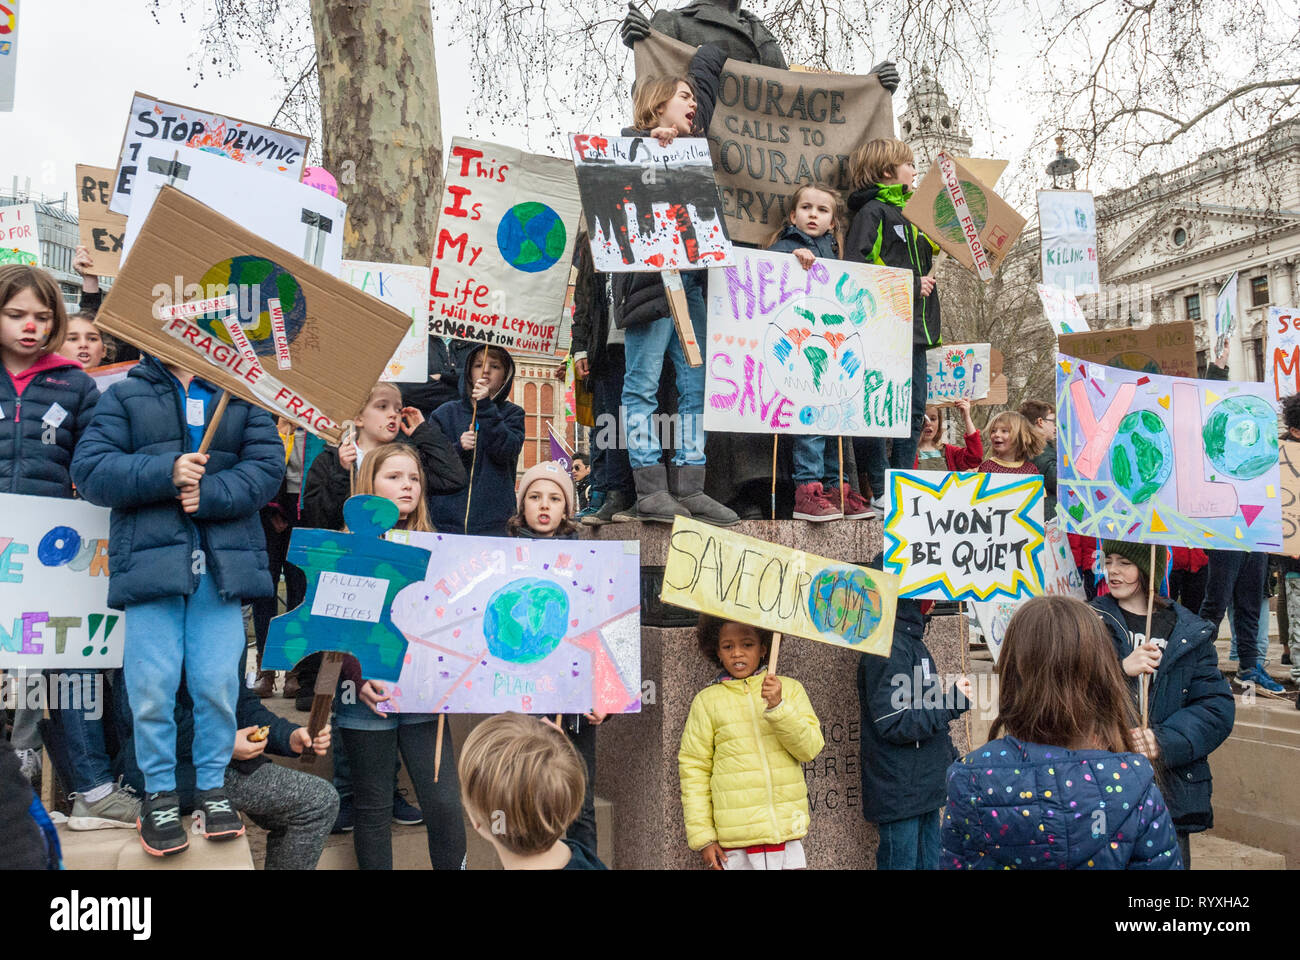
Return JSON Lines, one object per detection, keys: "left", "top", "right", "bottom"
{"left": 496, "top": 202, "right": 566, "bottom": 273}
{"left": 0, "top": 248, "right": 38, "bottom": 267}
{"left": 1110, "top": 410, "right": 1173, "bottom": 503}
{"left": 931, "top": 180, "right": 987, "bottom": 245}
{"left": 806, "top": 567, "right": 883, "bottom": 646}
{"left": 1107, "top": 351, "right": 1161, "bottom": 375}
{"left": 1203, "top": 395, "right": 1278, "bottom": 480}
{"left": 483, "top": 577, "right": 569, "bottom": 664}
{"left": 195, "top": 256, "right": 307, "bottom": 355}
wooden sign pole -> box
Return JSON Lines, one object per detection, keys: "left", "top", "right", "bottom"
{"left": 433, "top": 714, "right": 445, "bottom": 783}
{"left": 770, "top": 435, "right": 778, "bottom": 521}
{"left": 196, "top": 389, "right": 231, "bottom": 455}
{"left": 767, "top": 633, "right": 782, "bottom": 676}
{"left": 1140, "top": 542, "right": 1156, "bottom": 729}
{"left": 463, "top": 399, "right": 479, "bottom": 535}
{"left": 661, "top": 270, "right": 702, "bottom": 367}
{"left": 299, "top": 651, "right": 343, "bottom": 766}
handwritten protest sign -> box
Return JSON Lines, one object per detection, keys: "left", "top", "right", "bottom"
{"left": 1280, "top": 441, "right": 1300, "bottom": 556}
{"left": 95, "top": 187, "right": 412, "bottom": 444}
{"left": 381, "top": 532, "right": 642, "bottom": 714}
{"left": 633, "top": 30, "right": 894, "bottom": 245}
{"left": 884, "top": 470, "right": 1045, "bottom": 601}
{"left": 75, "top": 165, "right": 126, "bottom": 278}
{"left": 904, "top": 154, "right": 1024, "bottom": 282}
{"left": 1037, "top": 191, "right": 1099, "bottom": 295}
{"left": 571, "top": 134, "right": 734, "bottom": 273}
{"left": 0, "top": 202, "right": 38, "bottom": 266}
{"left": 1265, "top": 306, "right": 1299, "bottom": 404}
{"left": 1036, "top": 283, "right": 1089, "bottom": 335}
{"left": 1056, "top": 354, "right": 1281, "bottom": 551}
{"left": 660, "top": 516, "right": 898, "bottom": 657}
{"left": 121, "top": 144, "right": 346, "bottom": 275}
{"left": 341, "top": 260, "right": 428, "bottom": 384}
{"left": 703, "top": 247, "right": 912, "bottom": 436}
{"left": 1057, "top": 322, "right": 1197, "bottom": 380}
{"left": 428, "top": 138, "right": 581, "bottom": 358}
{"left": 1213, "top": 272, "right": 1239, "bottom": 360}
{"left": 926, "top": 343, "right": 991, "bottom": 406}
{"left": 108, "top": 92, "right": 309, "bottom": 215}
{"left": 0, "top": 494, "right": 123, "bottom": 669}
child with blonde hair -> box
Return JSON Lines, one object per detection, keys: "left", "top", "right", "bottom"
{"left": 977, "top": 410, "right": 1044, "bottom": 475}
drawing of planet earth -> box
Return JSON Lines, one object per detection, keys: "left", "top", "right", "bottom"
{"left": 1203, "top": 395, "right": 1278, "bottom": 480}
{"left": 196, "top": 256, "right": 307, "bottom": 354}
{"left": 483, "top": 577, "right": 569, "bottom": 664}
{"left": 1107, "top": 351, "right": 1161, "bottom": 375}
{"left": 806, "top": 567, "right": 883, "bottom": 645}
{"left": 931, "top": 180, "right": 987, "bottom": 245}
{"left": 1111, "top": 410, "right": 1173, "bottom": 503}
{"left": 0, "top": 248, "right": 38, "bottom": 266}
{"left": 497, "top": 202, "right": 567, "bottom": 273}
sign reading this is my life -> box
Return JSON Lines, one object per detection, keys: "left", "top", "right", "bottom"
{"left": 660, "top": 516, "right": 899, "bottom": 657}
{"left": 0, "top": 494, "right": 124, "bottom": 669}
{"left": 883, "top": 470, "right": 1046, "bottom": 601}
{"left": 108, "top": 92, "right": 310, "bottom": 215}
{"left": 428, "top": 138, "right": 581, "bottom": 358}
{"left": 703, "top": 247, "right": 912, "bottom": 436}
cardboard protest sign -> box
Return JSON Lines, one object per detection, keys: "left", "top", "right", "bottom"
{"left": 926, "top": 343, "right": 991, "bottom": 406}
{"left": 95, "top": 186, "right": 413, "bottom": 444}
{"left": 341, "top": 261, "right": 428, "bottom": 384}
{"left": 883, "top": 470, "right": 1046, "bottom": 601}
{"left": 428, "top": 139, "right": 581, "bottom": 357}
{"left": 633, "top": 30, "right": 894, "bottom": 245}
{"left": 1056, "top": 354, "right": 1281, "bottom": 551}
{"left": 1280, "top": 440, "right": 1300, "bottom": 556}
{"left": 1037, "top": 190, "right": 1099, "bottom": 295}
{"left": 108, "top": 92, "right": 309, "bottom": 215}
{"left": 0, "top": 494, "right": 123, "bottom": 669}
{"left": 0, "top": 0, "right": 17, "bottom": 112}
{"left": 660, "top": 516, "right": 899, "bottom": 658}
{"left": 1057, "top": 321, "right": 1197, "bottom": 380}
{"left": 904, "top": 153, "right": 1024, "bottom": 282}
{"left": 571, "top": 134, "right": 734, "bottom": 272}
{"left": 75, "top": 165, "right": 126, "bottom": 278}
{"left": 1213, "top": 272, "right": 1239, "bottom": 360}
{"left": 1266, "top": 306, "right": 1300, "bottom": 404}
{"left": 381, "top": 532, "right": 642, "bottom": 714}
{"left": 703, "top": 247, "right": 912, "bottom": 436}
{"left": 0, "top": 202, "right": 38, "bottom": 266}
{"left": 1036, "top": 283, "right": 1089, "bottom": 335}
{"left": 262, "top": 497, "right": 433, "bottom": 682}
{"left": 121, "top": 144, "right": 346, "bottom": 274}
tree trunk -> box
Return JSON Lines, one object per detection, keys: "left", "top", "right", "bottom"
{"left": 309, "top": 0, "right": 442, "bottom": 264}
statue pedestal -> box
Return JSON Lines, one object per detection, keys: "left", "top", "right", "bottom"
{"left": 588, "top": 519, "right": 972, "bottom": 870}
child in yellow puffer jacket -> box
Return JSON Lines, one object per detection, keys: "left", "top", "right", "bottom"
{"left": 678, "top": 615, "right": 825, "bottom": 870}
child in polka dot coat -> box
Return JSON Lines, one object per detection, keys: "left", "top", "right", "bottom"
{"left": 941, "top": 597, "right": 1182, "bottom": 870}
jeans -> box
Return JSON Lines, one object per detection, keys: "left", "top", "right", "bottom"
{"left": 123, "top": 572, "right": 245, "bottom": 792}
{"left": 1169, "top": 566, "right": 1208, "bottom": 621}
{"left": 876, "top": 809, "right": 941, "bottom": 870}
{"left": 1227, "top": 595, "right": 1269, "bottom": 665}
{"left": 43, "top": 670, "right": 111, "bottom": 793}
{"left": 1177, "top": 831, "right": 1191, "bottom": 869}
{"left": 792, "top": 435, "right": 841, "bottom": 485}
{"left": 1199, "top": 550, "right": 1267, "bottom": 672}
{"left": 855, "top": 344, "right": 928, "bottom": 500}
{"left": 621, "top": 271, "right": 707, "bottom": 470}
{"left": 252, "top": 513, "right": 306, "bottom": 662}
{"left": 565, "top": 717, "right": 598, "bottom": 853}
{"left": 591, "top": 347, "right": 633, "bottom": 495}
{"left": 341, "top": 722, "right": 465, "bottom": 870}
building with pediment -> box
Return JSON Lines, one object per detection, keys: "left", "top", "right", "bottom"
{"left": 1094, "top": 119, "right": 1300, "bottom": 379}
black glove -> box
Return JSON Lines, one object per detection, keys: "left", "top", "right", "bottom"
{"left": 621, "top": 3, "right": 651, "bottom": 48}
{"left": 870, "top": 60, "right": 900, "bottom": 95}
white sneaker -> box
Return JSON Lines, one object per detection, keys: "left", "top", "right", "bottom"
{"left": 870, "top": 495, "right": 888, "bottom": 514}
{"left": 68, "top": 780, "right": 141, "bottom": 830}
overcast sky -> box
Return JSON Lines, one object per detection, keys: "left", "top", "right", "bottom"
{"left": 4, "top": 0, "right": 1084, "bottom": 214}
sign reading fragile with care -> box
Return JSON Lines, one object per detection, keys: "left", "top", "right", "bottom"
{"left": 883, "top": 470, "right": 1046, "bottom": 601}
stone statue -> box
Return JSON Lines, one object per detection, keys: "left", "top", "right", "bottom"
{"left": 621, "top": 0, "right": 900, "bottom": 94}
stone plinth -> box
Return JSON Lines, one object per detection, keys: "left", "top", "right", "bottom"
{"left": 592, "top": 519, "right": 971, "bottom": 870}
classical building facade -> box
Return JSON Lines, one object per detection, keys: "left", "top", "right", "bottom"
{"left": 899, "top": 65, "right": 974, "bottom": 181}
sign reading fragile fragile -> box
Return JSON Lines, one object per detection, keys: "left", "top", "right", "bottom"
{"left": 108, "top": 92, "right": 310, "bottom": 215}
{"left": 95, "top": 187, "right": 412, "bottom": 444}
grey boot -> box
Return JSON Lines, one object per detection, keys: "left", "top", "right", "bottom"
{"left": 672, "top": 464, "right": 740, "bottom": 526}
{"left": 582, "top": 488, "right": 633, "bottom": 526}
{"left": 630, "top": 465, "right": 691, "bottom": 524}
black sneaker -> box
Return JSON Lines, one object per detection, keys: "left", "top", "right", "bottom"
{"left": 392, "top": 789, "right": 423, "bottom": 825}
{"left": 138, "top": 791, "right": 189, "bottom": 857}
{"left": 193, "top": 788, "right": 246, "bottom": 840}
{"left": 331, "top": 794, "right": 354, "bottom": 833}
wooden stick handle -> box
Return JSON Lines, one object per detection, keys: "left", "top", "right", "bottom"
{"left": 196, "top": 390, "right": 231, "bottom": 455}
{"left": 770, "top": 435, "right": 778, "bottom": 521}
{"left": 838, "top": 436, "right": 845, "bottom": 513}
{"left": 1140, "top": 542, "right": 1156, "bottom": 729}
{"left": 768, "top": 633, "right": 782, "bottom": 676}
{"left": 300, "top": 651, "right": 344, "bottom": 766}
{"left": 433, "top": 714, "right": 445, "bottom": 784}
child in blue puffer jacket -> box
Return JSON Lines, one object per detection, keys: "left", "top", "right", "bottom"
{"left": 942, "top": 596, "right": 1182, "bottom": 870}
{"left": 72, "top": 355, "right": 284, "bottom": 859}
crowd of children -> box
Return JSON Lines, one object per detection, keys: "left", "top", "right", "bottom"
{"left": 1, "top": 31, "right": 1290, "bottom": 872}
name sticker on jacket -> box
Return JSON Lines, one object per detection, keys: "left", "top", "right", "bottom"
{"left": 186, "top": 398, "right": 205, "bottom": 427}
{"left": 42, "top": 403, "right": 68, "bottom": 428}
